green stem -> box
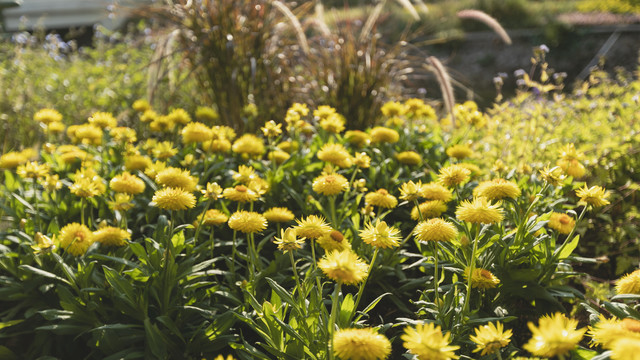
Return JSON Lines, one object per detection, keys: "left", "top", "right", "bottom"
{"left": 432, "top": 241, "right": 440, "bottom": 316}
{"left": 289, "top": 251, "right": 305, "bottom": 308}
{"left": 496, "top": 349, "right": 503, "bottom": 360}
{"left": 32, "top": 178, "right": 40, "bottom": 233}
{"left": 328, "top": 282, "right": 342, "bottom": 360}
{"left": 193, "top": 199, "right": 212, "bottom": 242}
{"left": 461, "top": 224, "right": 480, "bottom": 325}
{"left": 209, "top": 227, "right": 215, "bottom": 259}
{"left": 351, "top": 247, "right": 379, "bottom": 321}
{"left": 80, "top": 197, "right": 85, "bottom": 226}
{"left": 328, "top": 195, "right": 339, "bottom": 230}
{"left": 311, "top": 239, "right": 323, "bottom": 296}
{"left": 247, "top": 232, "right": 257, "bottom": 287}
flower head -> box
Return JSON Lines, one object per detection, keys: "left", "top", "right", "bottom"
{"left": 370, "top": 127, "right": 399, "bottom": 144}
{"left": 195, "top": 106, "right": 219, "bottom": 122}
{"left": 523, "top": 313, "right": 586, "bottom": 358}
{"left": 228, "top": 211, "right": 267, "bottom": 234}
{"left": 0, "top": 151, "right": 27, "bottom": 169}
{"left": 108, "top": 193, "right": 135, "bottom": 212}
{"left": 402, "top": 322, "right": 460, "bottom": 360}
{"left": 317, "top": 230, "right": 351, "bottom": 252}
{"left": 273, "top": 228, "right": 305, "bottom": 253}
{"left": 151, "top": 187, "right": 196, "bottom": 211}
{"left": 261, "top": 120, "right": 282, "bottom": 138}
{"left": 345, "top": 130, "right": 371, "bottom": 147}
{"left": 381, "top": 101, "right": 406, "bottom": 117}
{"left": 16, "top": 161, "right": 49, "bottom": 179}
{"left": 469, "top": 322, "right": 512, "bottom": 356}
{"left": 610, "top": 337, "right": 640, "bottom": 360}
{"left": 466, "top": 268, "right": 500, "bottom": 289}
{"left": 396, "top": 151, "right": 422, "bottom": 166}
{"left": 414, "top": 218, "right": 458, "bottom": 243}
{"left": 616, "top": 269, "right": 640, "bottom": 295}
{"left": 59, "top": 223, "right": 94, "bottom": 256}
{"left": 201, "top": 182, "right": 223, "bottom": 201}
{"left": 456, "top": 198, "right": 504, "bottom": 225}
{"left": 540, "top": 165, "right": 566, "bottom": 186}
{"left": 548, "top": 212, "right": 575, "bottom": 234}
{"left": 223, "top": 185, "right": 260, "bottom": 203}
{"left": 34, "top": 108, "right": 62, "bottom": 124}
{"left": 110, "top": 127, "right": 137, "bottom": 143}
{"left": 353, "top": 152, "right": 371, "bottom": 168}
{"left": 576, "top": 185, "right": 610, "bottom": 208}
{"left": 93, "top": 227, "right": 130, "bottom": 247}
{"left": 438, "top": 165, "right": 471, "bottom": 188}
{"left": 263, "top": 207, "right": 295, "bottom": 223}
{"left": 295, "top": 215, "right": 332, "bottom": 239}
{"left": 124, "top": 154, "right": 152, "bottom": 171}
{"left": 166, "top": 108, "right": 191, "bottom": 125}
{"left": 318, "top": 249, "right": 368, "bottom": 285}
{"left": 399, "top": 180, "right": 423, "bottom": 202}
{"left": 132, "top": 99, "right": 151, "bottom": 112}
{"left": 411, "top": 200, "right": 448, "bottom": 220}
{"left": 232, "top": 134, "right": 265, "bottom": 157}
{"left": 365, "top": 189, "right": 398, "bottom": 209}
{"left": 195, "top": 209, "right": 229, "bottom": 227}
{"left": 232, "top": 165, "right": 258, "bottom": 184}
{"left": 319, "top": 113, "right": 345, "bottom": 134}
{"left": 359, "top": 220, "right": 401, "bottom": 249}
{"left": 313, "top": 173, "right": 349, "bottom": 196}
{"left": 333, "top": 327, "right": 392, "bottom": 360}
{"left": 155, "top": 167, "right": 198, "bottom": 192}
{"left": 589, "top": 316, "right": 640, "bottom": 349}
{"left": 473, "top": 179, "right": 521, "bottom": 200}
{"left": 182, "top": 122, "right": 213, "bottom": 143}
{"left": 110, "top": 172, "right": 145, "bottom": 194}
{"left": 446, "top": 144, "right": 473, "bottom": 159}
{"left": 88, "top": 112, "right": 117, "bottom": 129}
{"left": 317, "top": 143, "right": 352, "bottom": 168}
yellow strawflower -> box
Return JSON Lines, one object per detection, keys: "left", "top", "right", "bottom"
{"left": 396, "top": 151, "right": 422, "bottom": 166}
{"left": 273, "top": 228, "right": 305, "bottom": 253}
{"left": 232, "top": 134, "right": 265, "bottom": 157}
{"left": 420, "top": 182, "right": 453, "bottom": 202}
{"left": 548, "top": 212, "right": 575, "bottom": 235}
{"left": 312, "top": 173, "right": 349, "bottom": 196}
{"left": 466, "top": 268, "right": 500, "bottom": 289}
{"left": 34, "top": 108, "right": 63, "bottom": 124}
{"left": 456, "top": 198, "right": 504, "bottom": 225}
{"left": 59, "top": 223, "right": 94, "bottom": 256}
{"left": 195, "top": 106, "right": 218, "bottom": 122}
{"left": 523, "top": 313, "right": 586, "bottom": 358}
{"left": 155, "top": 167, "right": 198, "bottom": 192}
{"left": 232, "top": 165, "right": 257, "bottom": 184}
{"left": 576, "top": 185, "right": 610, "bottom": 208}
{"left": 317, "top": 143, "right": 352, "bottom": 168}
{"left": 263, "top": 207, "right": 295, "bottom": 223}
{"left": 469, "top": 322, "right": 512, "bottom": 356}
{"left": 446, "top": 144, "right": 473, "bottom": 160}
{"left": 438, "top": 165, "right": 471, "bottom": 188}
{"left": 151, "top": 187, "right": 196, "bottom": 211}
{"left": 345, "top": 130, "right": 371, "bottom": 147}
{"left": 365, "top": 189, "right": 397, "bottom": 209}
{"left": 16, "top": 161, "right": 49, "bottom": 179}
{"left": 93, "top": 227, "right": 130, "bottom": 247}
{"left": 124, "top": 154, "right": 152, "bottom": 171}
{"left": 359, "top": 220, "right": 401, "bottom": 249}
{"left": 166, "top": 108, "right": 191, "bottom": 125}
{"left": 317, "top": 230, "right": 352, "bottom": 252}
{"left": 223, "top": 185, "right": 260, "bottom": 203}
{"left": 195, "top": 209, "right": 229, "bottom": 227}
{"left": 182, "top": 122, "right": 213, "bottom": 143}
{"left": 318, "top": 249, "right": 368, "bottom": 285}
{"left": 399, "top": 180, "right": 423, "bottom": 202}
{"left": 616, "top": 269, "right": 640, "bottom": 295}
{"left": 227, "top": 211, "right": 267, "bottom": 234}
{"left": 539, "top": 165, "right": 565, "bottom": 186}
{"left": 402, "top": 322, "right": 459, "bottom": 360}
{"left": 370, "top": 126, "right": 399, "bottom": 144}
{"left": 295, "top": 215, "right": 332, "bottom": 239}
{"left": 473, "top": 179, "right": 521, "bottom": 200}
{"left": 414, "top": 218, "right": 458, "bottom": 243}
{"left": 88, "top": 111, "right": 117, "bottom": 129}
{"left": 411, "top": 200, "right": 448, "bottom": 220}
{"left": 261, "top": 120, "right": 282, "bottom": 138}
{"left": 132, "top": 99, "right": 151, "bottom": 112}
{"left": 610, "top": 337, "right": 640, "bottom": 360}
{"left": 333, "top": 327, "right": 392, "bottom": 360}
{"left": 110, "top": 172, "right": 145, "bottom": 195}
{"left": 0, "top": 151, "right": 27, "bottom": 169}
{"left": 589, "top": 316, "right": 640, "bottom": 349}
{"left": 380, "top": 101, "right": 405, "bottom": 117}
{"left": 110, "top": 127, "right": 137, "bottom": 143}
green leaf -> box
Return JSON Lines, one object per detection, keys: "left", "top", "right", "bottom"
{"left": 144, "top": 318, "right": 168, "bottom": 360}
{"left": 556, "top": 235, "right": 580, "bottom": 260}
{"left": 18, "top": 265, "right": 72, "bottom": 286}
{"left": 339, "top": 293, "right": 355, "bottom": 326}
{"left": 355, "top": 293, "right": 391, "bottom": 322}
{"left": 0, "top": 345, "right": 19, "bottom": 360}
{"left": 265, "top": 278, "right": 302, "bottom": 316}
{"left": 0, "top": 320, "right": 23, "bottom": 330}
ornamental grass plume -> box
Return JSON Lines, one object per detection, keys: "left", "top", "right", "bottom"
{"left": 93, "top": 227, "right": 131, "bottom": 247}
{"left": 273, "top": 228, "right": 305, "bottom": 253}
{"left": 110, "top": 172, "right": 145, "bottom": 195}
{"left": 411, "top": 200, "right": 448, "bottom": 220}
{"left": 155, "top": 167, "right": 198, "bottom": 192}
{"left": 576, "top": 185, "right": 610, "bottom": 208}
{"left": 413, "top": 218, "right": 458, "bottom": 243}
{"left": 318, "top": 249, "right": 368, "bottom": 285}
{"left": 151, "top": 187, "right": 196, "bottom": 211}
{"left": 317, "top": 143, "right": 353, "bottom": 168}
{"left": 402, "top": 322, "right": 459, "bottom": 360}
{"left": 59, "top": 223, "right": 94, "bottom": 256}
{"left": 333, "top": 327, "right": 392, "bottom": 360}
{"left": 359, "top": 220, "right": 401, "bottom": 249}
{"left": 469, "top": 322, "right": 512, "bottom": 356}
{"left": 312, "top": 172, "right": 349, "bottom": 196}
{"left": 473, "top": 178, "right": 521, "bottom": 200}
{"left": 523, "top": 312, "right": 586, "bottom": 358}
{"left": 465, "top": 268, "right": 500, "bottom": 289}
{"left": 365, "top": 189, "right": 398, "bottom": 209}
{"left": 295, "top": 215, "right": 332, "bottom": 239}
{"left": 438, "top": 164, "right": 471, "bottom": 188}
{"left": 615, "top": 269, "right": 640, "bottom": 295}
{"left": 548, "top": 212, "right": 575, "bottom": 234}
{"left": 456, "top": 197, "right": 504, "bottom": 225}
{"left": 227, "top": 211, "right": 267, "bottom": 234}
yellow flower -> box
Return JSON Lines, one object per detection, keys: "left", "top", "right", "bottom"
{"left": 576, "top": 185, "right": 610, "bottom": 208}
{"left": 404, "top": 98, "right": 435, "bottom": 119}
{"left": 155, "top": 167, "right": 198, "bottom": 192}
{"left": 469, "top": 322, "right": 512, "bottom": 356}
{"left": 456, "top": 198, "right": 504, "bottom": 225}
{"left": 88, "top": 112, "right": 117, "bottom": 129}
{"left": 0, "top": 151, "right": 27, "bottom": 169}
{"left": 370, "top": 126, "right": 399, "bottom": 144}
{"left": 108, "top": 193, "right": 135, "bottom": 212}
{"left": 132, "top": 99, "right": 151, "bottom": 112}
{"left": 558, "top": 158, "right": 586, "bottom": 178}
{"left": 182, "top": 122, "right": 213, "bottom": 143}
{"left": 204, "top": 138, "right": 232, "bottom": 153}
{"left": 201, "top": 182, "right": 223, "bottom": 201}
{"left": 380, "top": 101, "right": 406, "bottom": 117}
{"left": 365, "top": 189, "right": 398, "bottom": 209}
{"left": 359, "top": 220, "right": 401, "bottom": 249}
{"left": 73, "top": 124, "right": 103, "bottom": 145}
{"left": 466, "top": 268, "right": 500, "bottom": 289}
{"left": 333, "top": 327, "right": 392, "bottom": 360}
{"left": 140, "top": 109, "right": 158, "bottom": 123}
{"left": 287, "top": 102, "right": 309, "bottom": 117}
{"left": 319, "top": 113, "right": 345, "bottom": 134}
{"left": 268, "top": 150, "right": 290, "bottom": 164}
{"left": 473, "top": 179, "right": 521, "bottom": 200}
{"left": 228, "top": 211, "right": 267, "bottom": 233}
{"left": 151, "top": 141, "right": 178, "bottom": 159}
{"left": 396, "top": 151, "right": 422, "bottom": 166}
{"left": 438, "top": 165, "right": 471, "bottom": 188}
{"left": 70, "top": 177, "right": 104, "bottom": 198}
{"left": 421, "top": 181, "right": 454, "bottom": 201}
{"left": 317, "top": 230, "right": 352, "bottom": 252}
{"left": 353, "top": 152, "right": 371, "bottom": 168}
{"left": 524, "top": 313, "right": 586, "bottom": 358}
{"left": 213, "top": 355, "right": 235, "bottom": 360}
{"left": 411, "top": 200, "right": 447, "bottom": 220}
{"left": 33, "top": 232, "right": 55, "bottom": 251}
{"left": 295, "top": 215, "right": 332, "bottom": 239}
{"left": 93, "top": 227, "right": 130, "bottom": 247}
{"left": 110, "top": 172, "right": 145, "bottom": 194}
{"left": 46, "top": 121, "right": 65, "bottom": 134}
{"left": 124, "top": 155, "right": 152, "bottom": 171}
{"left": 59, "top": 223, "right": 94, "bottom": 256}
{"left": 144, "top": 161, "right": 167, "bottom": 179}
{"left": 232, "top": 134, "right": 265, "bottom": 157}
{"left": 548, "top": 212, "right": 575, "bottom": 235}
{"left": 151, "top": 187, "right": 196, "bottom": 211}
{"left": 149, "top": 115, "right": 175, "bottom": 133}
{"left": 166, "top": 108, "right": 191, "bottom": 125}
{"left": 610, "top": 337, "right": 640, "bottom": 360}
{"left": 110, "top": 127, "right": 137, "bottom": 143}
{"left": 314, "top": 105, "right": 337, "bottom": 120}
{"left": 263, "top": 207, "right": 295, "bottom": 223}
{"left": 232, "top": 165, "right": 258, "bottom": 184}
{"left": 195, "top": 106, "right": 219, "bottom": 122}
{"left": 589, "top": 316, "right": 640, "bottom": 348}
{"left": 317, "top": 143, "right": 352, "bottom": 168}
{"left": 399, "top": 180, "right": 423, "bottom": 202}
{"left": 16, "top": 161, "right": 49, "bottom": 179}
{"left": 312, "top": 173, "right": 349, "bottom": 196}
{"left": 213, "top": 125, "right": 237, "bottom": 141}
{"left": 402, "top": 322, "right": 460, "bottom": 360}
{"left": 34, "top": 108, "right": 63, "bottom": 124}
{"left": 223, "top": 185, "right": 260, "bottom": 203}
{"left": 446, "top": 144, "right": 473, "bottom": 160}
{"left": 273, "top": 228, "right": 305, "bottom": 253}
{"left": 413, "top": 218, "right": 458, "bottom": 242}
{"left": 539, "top": 165, "right": 565, "bottom": 186}
{"left": 345, "top": 130, "right": 371, "bottom": 147}
{"left": 41, "top": 174, "right": 62, "bottom": 192}
{"left": 318, "top": 249, "right": 368, "bottom": 285}
{"left": 616, "top": 269, "right": 640, "bottom": 295}
{"left": 196, "top": 209, "right": 229, "bottom": 227}
{"left": 261, "top": 120, "right": 282, "bottom": 138}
